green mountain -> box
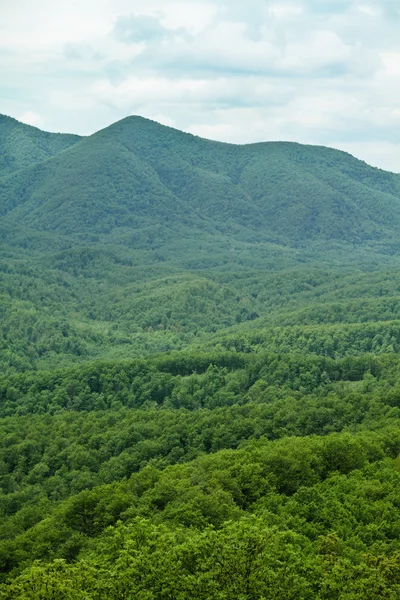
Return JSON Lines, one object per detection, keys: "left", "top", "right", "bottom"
{"left": 2, "top": 115, "right": 400, "bottom": 251}
{"left": 2, "top": 115, "right": 400, "bottom": 598}
{"left": 0, "top": 114, "right": 81, "bottom": 178}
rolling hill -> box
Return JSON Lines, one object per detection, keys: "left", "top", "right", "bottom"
{"left": 2, "top": 114, "right": 400, "bottom": 598}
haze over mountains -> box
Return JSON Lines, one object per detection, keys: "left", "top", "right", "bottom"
{"left": 2, "top": 113, "right": 400, "bottom": 597}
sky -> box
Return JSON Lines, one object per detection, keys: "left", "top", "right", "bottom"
{"left": 1, "top": 0, "right": 400, "bottom": 172}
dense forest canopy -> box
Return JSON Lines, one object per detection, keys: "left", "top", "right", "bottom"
{"left": 1, "top": 114, "right": 400, "bottom": 598}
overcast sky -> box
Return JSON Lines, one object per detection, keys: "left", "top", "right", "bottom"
{"left": 1, "top": 0, "right": 400, "bottom": 172}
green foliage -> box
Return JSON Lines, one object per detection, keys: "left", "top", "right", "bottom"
{"left": 0, "top": 114, "right": 80, "bottom": 178}
{"left": 2, "top": 429, "right": 400, "bottom": 597}
{"left": 2, "top": 115, "right": 400, "bottom": 597}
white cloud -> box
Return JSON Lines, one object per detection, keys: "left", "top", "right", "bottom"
{"left": 381, "top": 52, "right": 400, "bottom": 76}
{"left": 18, "top": 111, "right": 43, "bottom": 127}
{"left": 158, "top": 1, "right": 217, "bottom": 32}
{"left": 357, "top": 5, "right": 381, "bottom": 17}
{"left": 268, "top": 4, "right": 303, "bottom": 18}
{"left": 88, "top": 75, "right": 292, "bottom": 124}
{"left": 0, "top": 0, "right": 112, "bottom": 50}
{"left": 91, "top": 76, "right": 213, "bottom": 107}
{"left": 1, "top": 0, "right": 400, "bottom": 171}
{"left": 281, "top": 30, "right": 352, "bottom": 71}
{"left": 336, "top": 141, "right": 400, "bottom": 173}
{"left": 148, "top": 21, "right": 281, "bottom": 73}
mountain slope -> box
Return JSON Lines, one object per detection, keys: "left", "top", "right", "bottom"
{"left": 3, "top": 115, "right": 400, "bottom": 597}
{"left": 1, "top": 114, "right": 400, "bottom": 375}
{"left": 0, "top": 114, "right": 81, "bottom": 177}
{"left": 1, "top": 116, "right": 400, "bottom": 254}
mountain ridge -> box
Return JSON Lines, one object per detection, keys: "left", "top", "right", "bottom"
{"left": 1, "top": 114, "right": 400, "bottom": 255}
{"left": 0, "top": 113, "right": 82, "bottom": 177}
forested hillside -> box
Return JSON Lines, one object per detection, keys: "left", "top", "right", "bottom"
{"left": 1, "top": 115, "right": 400, "bottom": 598}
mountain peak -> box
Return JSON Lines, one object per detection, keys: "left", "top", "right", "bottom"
{"left": 1, "top": 113, "right": 400, "bottom": 255}
{"left": 94, "top": 114, "right": 199, "bottom": 144}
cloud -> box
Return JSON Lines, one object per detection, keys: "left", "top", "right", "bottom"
{"left": 280, "top": 30, "right": 352, "bottom": 73}
{"left": 303, "top": 0, "right": 350, "bottom": 14}
{"left": 1, "top": 0, "right": 400, "bottom": 171}
{"left": 137, "top": 22, "right": 282, "bottom": 75}
{"left": 18, "top": 111, "right": 43, "bottom": 127}
{"left": 90, "top": 75, "right": 292, "bottom": 112}
{"left": 381, "top": 53, "right": 400, "bottom": 76}
{"left": 268, "top": 4, "right": 303, "bottom": 18}
{"left": 114, "top": 14, "right": 179, "bottom": 43}
{"left": 336, "top": 141, "right": 400, "bottom": 173}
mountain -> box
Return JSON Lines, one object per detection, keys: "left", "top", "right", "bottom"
{"left": 0, "top": 114, "right": 81, "bottom": 177}
{"left": 2, "top": 115, "right": 400, "bottom": 257}
{"left": 2, "top": 115, "right": 400, "bottom": 597}
{"left": 1, "top": 114, "right": 400, "bottom": 375}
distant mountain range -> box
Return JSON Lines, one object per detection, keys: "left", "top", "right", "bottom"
{"left": 2, "top": 114, "right": 400, "bottom": 264}
{"left": 2, "top": 113, "right": 400, "bottom": 375}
